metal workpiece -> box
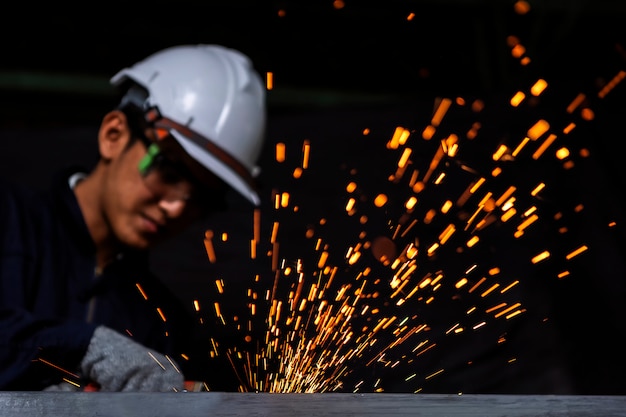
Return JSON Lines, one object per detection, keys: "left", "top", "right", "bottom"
{"left": 1, "top": 392, "right": 626, "bottom": 417}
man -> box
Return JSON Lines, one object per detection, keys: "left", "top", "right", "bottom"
{"left": 0, "top": 44, "right": 266, "bottom": 391}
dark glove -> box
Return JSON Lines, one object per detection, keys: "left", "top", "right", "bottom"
{"left": 80, "top": 326, "right": 184, "bottom": 392}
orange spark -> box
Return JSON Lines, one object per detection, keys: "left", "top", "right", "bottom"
{"left": 565, "top": 245, "right": 588, "bottom": 260}
{"left": 431, "top": 98, "right": 452, "bottom": 127}
{"left": 136, "top": 283, "right": 148, "bottom": 300}
{"left": 510, "top": 91, "right": 525, "bottom": 107}
{"left": 531, "top": 251, "right": 551, "bottom": 264}
{"left": 276, "top": 142, "right": 286, "bottom": 163}
{"left": 530, "top": 79, "right": 547, "bottom": 96}
{"left": 527, "top": 119, "right": 550, "bottom": 140}
{"left": 266, "top": 72, "right": 273, "bottom": 90}
{"left": 204, "top": 230, "right": 217, "bottom": 263}
{"left": 302, "top": 140, "right": 311, "bottom": 169}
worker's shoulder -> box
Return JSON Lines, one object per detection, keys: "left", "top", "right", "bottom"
{"left": 0, "top": 177, "right": 46, "bottom": 208}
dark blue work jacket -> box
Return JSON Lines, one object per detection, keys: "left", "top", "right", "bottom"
{"left": 0, "top": 168, "right": 193, "bottom": 390}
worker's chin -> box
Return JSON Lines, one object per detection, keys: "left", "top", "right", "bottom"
{"left": 124, "top": 232, "right": 164, "bottom": 250}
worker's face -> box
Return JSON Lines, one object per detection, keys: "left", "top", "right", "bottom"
{"left": 98, "top": 111, "right": 204, "bottom": 249}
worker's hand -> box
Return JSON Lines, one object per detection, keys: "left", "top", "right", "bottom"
{"left": 80, "top": 326, "right": 184, "bottom": 392}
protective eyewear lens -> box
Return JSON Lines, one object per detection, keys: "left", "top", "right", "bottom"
{"left": 138, "top": 143, "right": 194, "bottom": 202}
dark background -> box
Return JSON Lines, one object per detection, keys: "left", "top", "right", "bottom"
{"left": 1, "top": 1, "right": 626, "bottom": 394}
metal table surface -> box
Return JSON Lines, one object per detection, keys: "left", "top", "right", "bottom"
{"left": 1, "top": 392, "right": 626, "bottom": 417}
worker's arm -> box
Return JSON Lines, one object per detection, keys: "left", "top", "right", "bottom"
{"left": 0, "top": 308, "right": 184, "bottom": 391}
{"left": 0, "top": 308, "right": 96, "bottom": 390}
{"left": 0, "top": 181, "right": 185, "bottom": 391}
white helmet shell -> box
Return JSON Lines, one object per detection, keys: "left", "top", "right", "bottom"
{"left": 110, "top": 44, "right": 266, "bottom": 206}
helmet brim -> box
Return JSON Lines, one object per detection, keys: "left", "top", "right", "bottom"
{"left": 170, "top": 129, "right": 261, "bottom": 206}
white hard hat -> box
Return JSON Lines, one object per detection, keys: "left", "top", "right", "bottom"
{"left": 110, "top": 44, "right": 266, "bottom": 206}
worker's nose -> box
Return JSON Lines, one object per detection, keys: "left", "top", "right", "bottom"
{"left": 158, "top": 198, "right": 187, "bottom": 218}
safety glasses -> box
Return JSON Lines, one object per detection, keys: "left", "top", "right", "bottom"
{"left": 137, "top": 140, "right": 196, "bottom": 203}
{"left": 122, "top": 102, "right": 228, "bottom": 211}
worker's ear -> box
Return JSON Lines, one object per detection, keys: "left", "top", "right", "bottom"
{"left": 98, "top": 110, "right": 133, "bottom": 160}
